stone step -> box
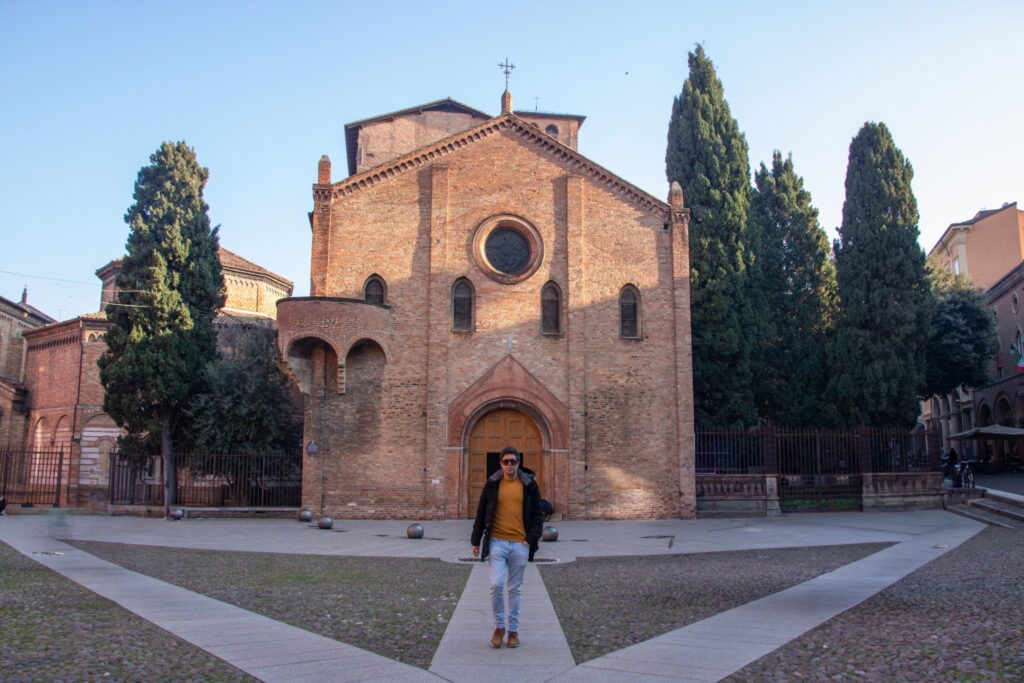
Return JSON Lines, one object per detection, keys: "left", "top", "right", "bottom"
{"left": 946, "top": 503, "right": 1021, "bottom": 528}
{"left": 968, "top": 497, "right": 1024, "bottom": 523}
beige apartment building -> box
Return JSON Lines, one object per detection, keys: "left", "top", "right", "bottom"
{"left": 923, "top": 202, "right": 1024, "bottom": 470}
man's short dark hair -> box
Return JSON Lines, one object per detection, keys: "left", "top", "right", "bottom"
{"left": 500, "top": 446, "right": 520, "bottom": 462}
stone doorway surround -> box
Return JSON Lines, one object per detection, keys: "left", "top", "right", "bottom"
{"left": 447, "top": 356, "right": 568, "bottom": 518}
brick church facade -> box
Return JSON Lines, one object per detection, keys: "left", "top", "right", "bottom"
{"left": 277, "top": 92, "right": 697, "bottom": 520}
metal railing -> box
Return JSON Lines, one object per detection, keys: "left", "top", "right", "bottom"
{"left": 176, "top": 452, "right": 302, "bottom": 507}
{"left": 0, "top": 448, "right": 64, "bottom": 507}
{"left": 695, "top": 430, "right": 763, "bottom": 474}
{"left": 696, "top": 427, "right": 942, "bottom": 511}
{"left": 108, "top": 455, "right": 161, "bottom": 506}
{"left": 109, "top": 452, "right": 302, "bottom": 508}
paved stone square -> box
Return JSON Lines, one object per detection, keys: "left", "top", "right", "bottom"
{"left": 3, "top": 506, "right": 1009, "bottom": 681}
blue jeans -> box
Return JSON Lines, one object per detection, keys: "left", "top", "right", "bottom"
{"left": 488, "top": 538, "right": 529, "bottom": 632}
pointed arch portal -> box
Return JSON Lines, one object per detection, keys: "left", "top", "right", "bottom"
{"left": 466, "top": 407, "right": 544, "bottom": 515}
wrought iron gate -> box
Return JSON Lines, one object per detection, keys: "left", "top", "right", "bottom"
{"left": 0, "top": 448, "right": 65, "bottom": 507}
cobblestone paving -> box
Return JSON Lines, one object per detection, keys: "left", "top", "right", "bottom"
{"left": 540, "top": 543, "right": 892, "bottom": 664}
{"left": 724, "top": 527, "right": 1023, "bottom": 681}
{"left": 66, "top": 541, "right": 470, "bottom": 670}
{"left": 7, "top": 527, "right": 1019, "bottom": 681}
{"left": 0, "top": 541, "right": 257, "bottom": 683}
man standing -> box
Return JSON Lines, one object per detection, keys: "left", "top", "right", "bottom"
{"left": 471, "top": 445, "right": 544, "bottom": 649}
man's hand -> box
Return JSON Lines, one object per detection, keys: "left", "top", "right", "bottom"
{"left": 472, "top": 545, "right": 479, "bottom": 557}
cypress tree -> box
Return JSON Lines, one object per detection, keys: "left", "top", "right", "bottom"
{"left": 830, "top": 123, "right": 931, "bottom": 428}
{"left": 666, "top": 45, "right": 758, "bottom": 427}
{"left": 751, "top": 152, "right": 838, "bottom": 427}
{"left": 98, "top": 141, "right": 225, "bottom": 516}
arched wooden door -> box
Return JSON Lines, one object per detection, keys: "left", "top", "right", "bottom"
{"left": 467, "top": 408, "right": 543, "bottom": 515}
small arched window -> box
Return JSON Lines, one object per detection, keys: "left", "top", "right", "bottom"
{"left": 619, "top": 285, "right": 640, "bottom": 339}
{"left": 545, "top": 124, "right": 559, "bottom": 139}
{"left": 452, "top": 278, "right": 474, "bottom": 331}
{"left": 541, "top": 282, "right": 561, "bottom": 334}
{"left": 364, "top": 275, "right": 385, "bottom": 304}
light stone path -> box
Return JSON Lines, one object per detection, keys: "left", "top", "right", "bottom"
{"left": 550, "top": 521, "right": 983, "bottom": 681}
{"left": 1, "top": 509, "right": 986, "bottom": 682}
{"left": 0, "top": 517, "right": 437, "bottom": 682}
{"left": 429, "top": 563, "right": 576, "bottom": 681}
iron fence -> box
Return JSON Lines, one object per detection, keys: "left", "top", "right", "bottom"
{"left": 696, "top": 427, "right": 942, "bottom": 512}
{"left": 109, "top": 452, "right": 302, "bottom": 508}
{"left": 862, "top": 428, "right": 940, "bottom": 473}
{"left": 695, "top": 430, "right": 763, "bottom": 474}
{"left": 0, "top": 448, "right": 64, "bottom": 507}
{"left": 109, "top": 455, "right": 162, "bottom": 506}
{"left": 176, "top": 452, "right": 302, "bottom": 507}
{"left": 774, "top": 430, "right": 862, "bottom": 511}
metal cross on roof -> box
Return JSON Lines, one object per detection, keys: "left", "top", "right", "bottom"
{"left": 499, "top": 58, "right": 516, "bottom": 88}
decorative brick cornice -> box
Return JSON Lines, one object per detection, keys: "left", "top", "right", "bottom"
{"left": 320, "top": 114, "right": 671, "bottom": 218}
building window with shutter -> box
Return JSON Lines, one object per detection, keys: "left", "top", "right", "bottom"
{"left": 619, "top": 285, "right": 640, "bottom": 339}
{"left": 452, "top": 278, "right": 474, "bottom": 332}
{"left": 364, "top": 275, "right": 386, "bottom": 304}
{"left": 541, "top": 282, "right": 561, "bottom": 334}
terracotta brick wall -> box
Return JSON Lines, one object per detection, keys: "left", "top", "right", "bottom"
{"left": 0, "top": 311, "right": 32, "bottom": 380}
{"left": 223, "top": 276, "right": 290, "bottom": 318}
{"left": 286, "top": 118, "right": 695, "bottom": 520}
{"left": 355, "top": 111, "right": 483, "bottom": 173}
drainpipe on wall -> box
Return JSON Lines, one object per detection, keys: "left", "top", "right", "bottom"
{"left": 67, "top": 320, "right": 86, "bottom": 508}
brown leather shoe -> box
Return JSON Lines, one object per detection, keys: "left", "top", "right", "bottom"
{"left": 506, "top": 631, "right": 519, "bottom": 648}
{"left": 491, "top": 627, "right": 505, "bottom": 648}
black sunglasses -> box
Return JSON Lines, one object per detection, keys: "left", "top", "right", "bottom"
{"left": 501, "top": 459, "right": 518, "bottom": 465}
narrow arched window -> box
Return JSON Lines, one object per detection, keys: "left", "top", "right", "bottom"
{"left": 452, "top": 278, "right": 473, "bottom": 331}
{"left": 619, "top": 285, "right": 640, "bottom": 339}
{"left": 545, "top": 124, "right": 559, "bottom": 139}
{"left": 541, "top": 282, "right": 561, "bottom": 334}
{"left": 364, "top": 275, "right": 385, "bottom": 304}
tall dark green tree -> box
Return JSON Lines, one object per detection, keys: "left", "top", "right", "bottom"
{"left": 751, "top": 152, "right": 838, "bottom": 427}
{"left": 667, "top": 45, "right": 759, "bottom": 427}
{"left": 921, "top": 255, "right": 996, "bottom": 397}
{"left": 99, "top": 141, "right": 225, "bottom": 515}
{"left": 829, "top": 123, "right": 931, "bottom": 427}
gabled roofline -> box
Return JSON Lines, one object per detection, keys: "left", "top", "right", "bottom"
{"left": 219, "top": 246, "right": 294, "bottom": 292}
{"left": 324, "top": 113, "right": 669, "bottom": 217}
{"left": 0, "top": 293, "right": 56, "bottom": 325}
{"left": 930, "top": 201, "right": 1019, "bottom": 255}
{"left": 344, "top": 97, "right": 491, "bottom": 130}
{"left": 514, "top": 110, "right": 586, "bottom": 122}
{"left": 345, "top": 98, "right": 493, "bottom": 177}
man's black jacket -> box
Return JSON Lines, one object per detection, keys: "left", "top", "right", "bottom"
{"left": 470, "top": 467, "right": 544, "bottom": 561}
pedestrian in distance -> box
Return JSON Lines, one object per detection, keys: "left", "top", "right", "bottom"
{"left": 470, "top": 445, "right": 545, "bottom": 649}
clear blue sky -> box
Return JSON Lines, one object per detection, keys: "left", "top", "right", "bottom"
{"left": 2, "top": 0, "right": 1022, "bottom": 320}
